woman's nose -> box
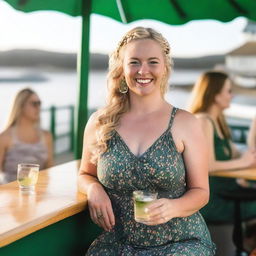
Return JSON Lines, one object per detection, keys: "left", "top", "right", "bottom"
{"left": 137, "top": 63, "right": 149, "bottom": 75}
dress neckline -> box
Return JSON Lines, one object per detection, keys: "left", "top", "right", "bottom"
{"left": 114, "top": 107, "right": 178, "bottom": 159}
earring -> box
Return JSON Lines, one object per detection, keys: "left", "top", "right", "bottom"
{"left": 119, "top": 79, "right": 128, "bottom": 94}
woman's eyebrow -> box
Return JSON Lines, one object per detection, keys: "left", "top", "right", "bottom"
{"left": 129, "top": 57, "right": 160, "bottom": 60}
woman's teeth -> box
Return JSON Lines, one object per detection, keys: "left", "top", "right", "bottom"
{"left": 136, "top": 79, "right": 152, "bottom": 84}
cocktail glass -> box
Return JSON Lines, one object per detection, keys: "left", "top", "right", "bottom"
{"left": 133, "top": 190, "right": 158, "bottom": 223}
{"left": 17, "top": 163, "right": 40, "bottom": 193}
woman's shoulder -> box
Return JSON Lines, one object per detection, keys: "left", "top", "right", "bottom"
{"left": 174, "top": 109, "right": 212, "bottom": 132}
{"left": 175, "top": 108, "right": 199, "bottom": 124}
{"left": 41, "top": 130, "right": 53, "bottom": 141}
{"left": 0, "top": 128, "right": 12, "bottom": 147}
{"left": 193, "top": 112, "right": 213, "bottom": 127}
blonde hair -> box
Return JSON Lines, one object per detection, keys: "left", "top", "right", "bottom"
{"left": 189, "top": 71, "right": 231, "bottom": 138}
{"left": 91, "top": 27, "right": 173, "bottom": 163}
{"left": 5, "top": 88, "right": 38, "bottom": 129}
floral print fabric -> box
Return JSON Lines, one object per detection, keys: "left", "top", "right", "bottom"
{"left": 86, "top": 107, "right": 216, "bottom": 256}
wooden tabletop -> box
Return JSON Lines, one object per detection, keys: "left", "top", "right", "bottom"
{"left": 210, "top": 167, "right": 256, "bottom": 180}
{"left": 0, "top": 160, "right": 87, "bottom": 247}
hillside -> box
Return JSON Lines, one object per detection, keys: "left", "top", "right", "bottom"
{"left": 0, "top": 49, "right": 225, "bottom": 70}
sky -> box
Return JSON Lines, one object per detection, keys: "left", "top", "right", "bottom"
{"left": 0, "top": 1, "right": 249, "bottom": 57}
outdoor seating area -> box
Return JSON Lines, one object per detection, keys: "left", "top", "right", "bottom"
{"left": 1, "top": 1, "right": 256, "bottom": 256}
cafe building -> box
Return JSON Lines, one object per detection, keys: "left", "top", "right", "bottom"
{"left": 225, "top": 21, "right": 256, "bottom": 88}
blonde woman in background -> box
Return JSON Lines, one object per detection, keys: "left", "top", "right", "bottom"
{"left": 0, "top": 88, "right": 53, "bottom": 184}
{"left": 78, "top": 27, "right": 215, "bottom": 255}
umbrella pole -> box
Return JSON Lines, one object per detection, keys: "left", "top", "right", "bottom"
{"left": 74, "top": 0, "right": 92, "bottom": 159}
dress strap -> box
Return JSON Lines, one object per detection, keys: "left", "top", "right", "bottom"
{"left": 204, "top": 115, "right": 217, "bottom": 133}
{"left": 168, "top": 107, "right": 178, "bottom": 128}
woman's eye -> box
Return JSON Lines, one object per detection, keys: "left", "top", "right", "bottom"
{"left": 130, "top": 61, "right": 139, "bottom": 65}
{"left": 150, "top": 61, "right": 158, "bottom": 64}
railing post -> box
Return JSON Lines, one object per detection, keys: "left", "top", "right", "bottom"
{"left": 50, "top": 106, "right": 56, "bottom": 141}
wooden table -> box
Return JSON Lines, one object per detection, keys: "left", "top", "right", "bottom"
{"left": 0, "top": 160, "right": 101, "bottom": 256}
{"left": 210, "top": 167, "right": 256, "bottom": 180}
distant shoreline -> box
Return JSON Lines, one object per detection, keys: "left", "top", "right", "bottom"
{"left": 0, "top": 49, "right": 225, "bottom": 70}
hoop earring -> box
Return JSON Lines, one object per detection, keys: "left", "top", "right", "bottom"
{"left": 119, "top": 79, "right": 128, "bottom": 94}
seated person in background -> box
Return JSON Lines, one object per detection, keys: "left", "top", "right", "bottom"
{"left": 237, "top": 116, "right": 256, "bottom": 188}
{"left": 188, "top": 71, "right": 256, "bottom": 223}
{"left": 248, "top": 116, "right": 256, "bottom": 151}
{"left": 0, "top": 88, "right": 53, "bottom": 184}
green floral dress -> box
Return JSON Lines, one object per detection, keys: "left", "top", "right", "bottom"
{"left": 86, "top": 107, "right": 216, "bottom": 256}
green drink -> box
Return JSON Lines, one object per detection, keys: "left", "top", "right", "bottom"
{"left": 133, "top": 191, "right": 157, "bottom": 223}
{"left": 17, "top": 163, "right": 40, "bottom": 193}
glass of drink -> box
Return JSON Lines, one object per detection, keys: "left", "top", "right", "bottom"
{"left": 133, "top": 190, "right": 158, "bottom": 223}
{"left": 17, "top": 163, "right": 40, "bottom": 193}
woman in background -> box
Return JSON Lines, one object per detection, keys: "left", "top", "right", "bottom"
{"left": 0, "top": 88, "right": 53, "bottom": 184}
{"left": 189, "top": 71, "right": 256, "bottom": 254}
{"left": 189, "top": 71, "right": 256, "bottom": 223}
{"left": 248, "top": 117, "right": 256, "bottom": 150}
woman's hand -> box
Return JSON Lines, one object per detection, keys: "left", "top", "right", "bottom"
{"left": 241, "top": 150, "right": 256, "bottom": 168}
{"left": 87, "top": 183, "right": 115, "bottom": 231}
{"left": 143, "top": 198, "right": 176, "bottom": 226}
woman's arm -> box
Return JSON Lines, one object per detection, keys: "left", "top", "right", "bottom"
{"left": 248, "top": 117, "right": 256, "bottom": 150}
{"left": 0, "top": 132, "right": 10, "bottom": 184}
{"left": 78, "top": 113, "right": 115, "bottom": 231}
{"left": 198, "top": 116, "right": 256, "bottom": 172}
{"left": 44, "top": 131, "right": 54, "bottom": 168}
{"left": 169, "top": 112, "right": 210, "bottom": 216}
{"left": 146, "top": 111, "right": 210, "bottom": 224}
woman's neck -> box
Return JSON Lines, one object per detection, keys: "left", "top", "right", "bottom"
{"left": 16, "top": 118, "right": 38, "bottom": 130}
{"left": 128, "top": 93, "right": 167, "bottom": 115}
{"left": 206, "top": 104, "right": 222, "bottom": 121}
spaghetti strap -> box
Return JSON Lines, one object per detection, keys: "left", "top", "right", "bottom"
{"left": 204, "top": 115, "right": 217, "bottom": 132}
{"left": 168, "top": 107, "right": 178, "bottom": 128}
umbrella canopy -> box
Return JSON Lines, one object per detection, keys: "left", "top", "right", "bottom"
{"left": 4, "top": 0, "right": 256, "bottom": 24}
{"left": 3, "top": 0, "right": 256, "bottom": 158}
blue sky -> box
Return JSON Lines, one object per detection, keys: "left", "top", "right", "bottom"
{"left": 0, "top": 1, "right": 248, "bottom": 57}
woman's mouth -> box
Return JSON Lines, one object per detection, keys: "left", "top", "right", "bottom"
{"left": 135, "top": 78, "right": 153, "bottom": 86}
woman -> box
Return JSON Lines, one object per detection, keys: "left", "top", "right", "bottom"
{"left": 78, "top": 27, "right": 215, "bottom": 255}
{"left": 0, "top": 88, "right": 53, "bottom": 184}
{"left": 189, "top": 71, "right": 256, "bottom": 223}
{"left": 248, "top": 117, "right": 256, "bottom": 150}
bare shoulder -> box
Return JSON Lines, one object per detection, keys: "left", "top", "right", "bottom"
{"left": 42, "top": 130, "right": 53, "bottom": 142}
{"left": 194, "top": 113, "right": 213, "bottom": 131}
{"left": 173, "top": 109, "right": 201, "bottom": 131}
{"left": 0, "top": 129, "right": 12, "bottom": 147}
{"left": 86, "top": 110, "right": 101, "bottom": 131}
{"left": 82, "top": 110, "right": 102, "bottom": 145}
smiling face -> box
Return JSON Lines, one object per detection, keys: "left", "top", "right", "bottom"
{"left": 122, "top": 39, "right": 166, "bottom": 97}
{"left": 22, "top": 93, "right": 41, "bottom": 122}
{"left": 215, "top": 79, "right": 233, "bottom": 110}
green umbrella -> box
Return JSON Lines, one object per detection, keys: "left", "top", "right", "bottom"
{"left": 4, "top": 0, "right": 256, "bottom": 158}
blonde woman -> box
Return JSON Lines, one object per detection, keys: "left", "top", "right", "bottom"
{"left": 78, "top": 27, "right": 215, "bottom": 255}
{"left": 189, "top": 71, "right": 256, "bottom": 223}
{"left": 0, "top": 88, "right": 53, "bottom": 184}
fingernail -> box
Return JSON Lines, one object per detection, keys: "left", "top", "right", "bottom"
{"left": 145, "top": 208, "right": 149, "bottom": 213}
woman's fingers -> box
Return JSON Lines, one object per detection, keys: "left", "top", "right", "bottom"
{"left": 89, "top": 204, "right": 115, "bottom": 231}
{"left": 106, "top": 203, "right": 115, "bottom": 226}
{"left": 143, "top": 199, "right": 173, "bottom": 225}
